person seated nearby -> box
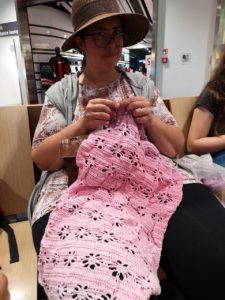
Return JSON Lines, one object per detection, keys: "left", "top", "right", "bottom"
{"left": 187, "top": 47, "right": 225, "bottom": 167}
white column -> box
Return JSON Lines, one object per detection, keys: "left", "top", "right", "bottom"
{"left": 0, "top": 0, "right": 28, "bottom": 106}
{"left": 154, "top": 0, "right": 217, "bottom": 98}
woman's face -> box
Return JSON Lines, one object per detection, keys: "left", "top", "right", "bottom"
{"left": 76, "top": 16, "right": 123, "bottom": 70}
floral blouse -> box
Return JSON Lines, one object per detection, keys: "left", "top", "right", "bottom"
{"left": 31, "top": 74, "right": 196, "bottom": 224}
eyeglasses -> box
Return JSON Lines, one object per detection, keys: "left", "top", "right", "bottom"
{"left": 83, "top": 30, "right": 125, "bottom": 48}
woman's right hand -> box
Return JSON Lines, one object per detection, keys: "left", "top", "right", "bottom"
{"left": 79, "top": 98, "right": 120, "bottom": 133}
{"left": 32, "top": 98, "right": 119, "bottom": 171}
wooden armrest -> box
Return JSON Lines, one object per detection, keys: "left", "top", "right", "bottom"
{"left": 59, "top": 136, "right": 88, "bottom": 186}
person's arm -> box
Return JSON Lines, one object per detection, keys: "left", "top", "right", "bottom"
{"left": 32, "top": 98, "right": 119, "bottom": 171}
{"left": 121, "top": 96, "right": 185, "bottom": 158}
{"left": 187, "top": 106, "right": 225, "bottom": 154}
{"left": 32, "top": 118, "right": 87, "bottom": 171}
{"left": 145, "top": 113, "right": 185, "bottom": 158}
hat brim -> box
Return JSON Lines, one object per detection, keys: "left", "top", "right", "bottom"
{"left": 61, "top": 13, "right": 150, "bottom": 51}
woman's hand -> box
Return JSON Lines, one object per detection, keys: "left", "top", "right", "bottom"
{"left": 120, "top": 96, "right": 185, "bottom": 158}
{"left": 80, "top": 98, "right": 119, "bottom": 133}
{"left": 32, "top": 98, "right": 119, "bottom": 171}
{"left": 121, "top": 96, "right": 153, "bottom": 128}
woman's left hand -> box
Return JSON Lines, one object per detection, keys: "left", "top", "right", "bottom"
{"left": 121, "top": 96, "right": 153, "bottom": 128}
{"left": 120, "top": 96, "right": 185, "bottom": 158}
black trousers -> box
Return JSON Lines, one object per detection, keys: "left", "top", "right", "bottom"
{"left": 161, "top": 183, "right": 225, "bottom": 300}
{"left": 32, "top": 183, "right": 225, "bottom": 300}
{"left": 32, "top": 212, "right": 50, "bottom": 255}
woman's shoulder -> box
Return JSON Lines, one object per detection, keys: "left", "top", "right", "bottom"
{"left": 123, "top": 70, "right": 153, "bottom": 86}
{"left": 46, "top": 73, "right": 79, "bottom": 103}
{"left": 197, "top": 88, "right": 217, "bottom": 115}
{"left": 47, "top": 74, "right": 78, "bottom": 94}
{"left": 45, "top": 73, "right": 79, "bottom": 120}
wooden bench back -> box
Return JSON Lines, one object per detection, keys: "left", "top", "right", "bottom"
{"left": 0, "top": 106, "right": 36, "bottom": 215}
{"left": 27, "top": 97, "right": 198, "bottom": 140}
{"left": 27, "top": 105, "right": 43, "bottom": 183}
{"left": 167, "top": 96, "right": 198, "bottom": 139}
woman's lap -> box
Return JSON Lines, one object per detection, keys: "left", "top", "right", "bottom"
{"left": 32, "top": 212, "right": 51, "bottom": 255}
{"left": 161, "top": 183, "right": 225, "bottom": 300}
{"left": 32, "top": 183, "right": 225, "bottom": 299}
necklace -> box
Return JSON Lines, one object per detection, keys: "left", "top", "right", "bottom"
{"left": 80, "top": 71, "right": 120, "bottom": 88}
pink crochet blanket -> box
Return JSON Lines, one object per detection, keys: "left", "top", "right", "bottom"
{"left": 38, "top": 107, "right": 183, "bottom": 300}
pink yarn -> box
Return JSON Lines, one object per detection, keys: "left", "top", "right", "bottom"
{"left": 38, "top": 107, "right": 183, "bottom": 299}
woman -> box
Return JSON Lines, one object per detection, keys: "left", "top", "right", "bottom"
{"left": 31, "top": 0, "right": 184, "bottom": 299}
{"left": 187, "top": 47, "right": 225, "bottom": 167}
{"left": 31, "top": 1, "right": 225, "bottom": 300}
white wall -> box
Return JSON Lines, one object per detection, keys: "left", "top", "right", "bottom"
{"left": 155, "top": 0, "right": 217, "bottom": 98}
{"left": 0, "top": 0, "right": 28, "bottom": 106}
{"left": 0, "top": 37, "right": 23, "bottom": 106}
{"left": 0, "top": 0, "right": 17, "bottom": 23}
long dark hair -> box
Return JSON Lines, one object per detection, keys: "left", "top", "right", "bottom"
{"left": 204, "top": 47, "right": 225, "bottom": 135}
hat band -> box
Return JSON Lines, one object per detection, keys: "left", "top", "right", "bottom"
{"left": 72, "top": 0, "right": 120, "bottom": 32}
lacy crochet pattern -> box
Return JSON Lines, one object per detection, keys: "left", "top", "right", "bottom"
{"left": 38, "top": 106, "right": 183, "bottom": 300}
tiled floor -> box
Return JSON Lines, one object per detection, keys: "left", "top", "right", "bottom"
{"left": 0, "top": 220, "right": 37, "bottom": 300}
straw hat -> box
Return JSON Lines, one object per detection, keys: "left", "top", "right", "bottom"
{"left": 61, "top": 0, "right": 150, "bottom": 51}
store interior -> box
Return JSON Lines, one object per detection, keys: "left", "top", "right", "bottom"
{"left": 16, "top": 0, "right": 153, "bottom": 103}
